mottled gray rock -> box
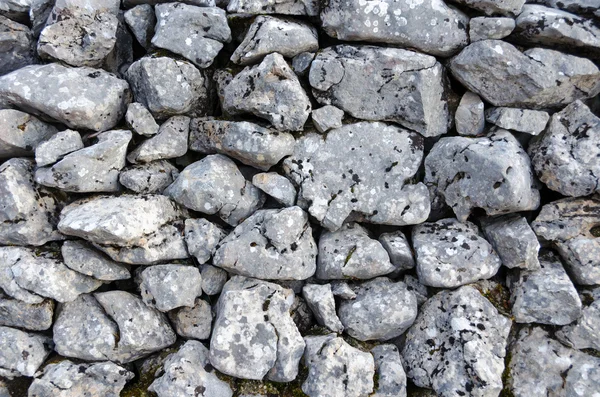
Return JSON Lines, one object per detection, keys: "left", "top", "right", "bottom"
{"left": 0, "top": 63, "right": 131, "bottom": 131}
{"left": 1, "top": 109, "right": 58, "bottom": 160}
{"left": 310, "top": 45, "right": 449, "bottom": 137}
{"left": 61, "top": 240, "right": 130, "bottom": 281}
{"left": 378, "top": 230, "right": 415, "bottom": 272}
{"left": 252, "top": 173, "right": 296, "bottom": 207}
{"left": 0, "top": 247, "right": 44, "bottom": 304}
{"left": 124, "top": 4, "right": 155, "bottom": 49}
{"left": 311, "top": 105, "right": 344, "bottom": 134}
{"left": 0, "top": 0, "right": 33, "bottom": 23}
{"left": 34, "top": 129, "right": 83, "bottom": 167}
{"left": 371, "top": 344, "right": 407, "bottom": 397}
{"left": 481, "top": 214, "right": 540, "bottom": 270}
{"left": 149, "top": 341, "right": 233, "bottom": 397}
{"left": 403, "top": 286, "right": 512, "bottom": 397}
{"left": 139, "top": 264, "right": 203, "bottom": 312}
{"left": 0, "top": 16, "right": 35, "bottom": 76}
{"left": 214, "top": 207, "right": 317, "bottom": 280}
{"left": 302, "top": 334, "right": 374, "bottom": 397}
{"left": 168, "top": 297, "right": 213, "bottom": 340}
{"left": 190, "top": 119, "right": 295, "bottom": 171}
{"left": 152, "top": 4, "right": 230, "bottom": 68}
{"left": 556, "top": 287, "right": 600, "bottom": 350}
{"left": 403, "top": 274, "right": 429, "bottom": 308}
{"left": 119, "top": 160, "right": 179, "bottom": 194}
{"left": 227, "top": 0, "right": 318, "bottom": 16}
{"left": 449, "top": 40, "right": 600, "bottom": 109}
{"left": 533, "top": 0, "right": 600, "bottom": 17}
{"left": 128, "top": 116, "right": 189, "bottom": 164}
{"left": 28, "top": 360, "right": 134, "bottom": 397}
{"left": 455, "top": 91, "right": 485, "bottom": 136}
{"left": 0, "top": 326, "right": 51, "bottom": 378}
{"left": 125, "top": 102, "right": 159, "bottom": 136}
{"left": 200, "top": 264, "right": 228, "bottom": 295}
{"left": 291, "top": 51, "right": 314, "bottom": 76}
{"left": 450, "top": 0, "right": 525, "bottom": 16}
{"left": 486, "top": 107, "right": 549, "bottom": 135}
{"left": 302, "top": 284, "right": 343, "bottom": 333}
{"left": 321, "top": 0, "right": 468, "bottom": 57}
{"left": 330, "top": 281, "right": 356, "bottom": 299}
{"left": 232, "top": 16, "right": 318, "bottom": 66}
{"left": 0, "top": 292, "right": 53, "bottom": 331}
{"left": 222, "top": 53, "right": 311, "bottom": 131}
{"left": 184, "top": 218, "right": 226, "bottom": 265}
{"left": 165, "top": 155, "right": 264, "bottom": 226}
{"left": 210, "top": 276, "right": 304, "bottom": 382}
{"left": 284, "top": 122, "right": 430, "bottom": 231}
{"left": 124, "top": 0, "right": 217, "bottom": 6}
{"left": 469, "top": 17, "right": 515, "bottom": 41}
{"left": 425, "top": 129, "right": 540, "bottom": 222}
{"left": 35, "top": 129, "right": 131, "bottom": 192}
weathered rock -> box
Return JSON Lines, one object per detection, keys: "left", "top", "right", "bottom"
{"left": 189, "top": 119, "right": 295, "bottom": 171}
{"left": 534, "top": 0, "right": 600, "bottom": 18}
{"left": 0, "top": 326, "right": 51, "bottom": 378}
{"left": 404, "top": 274, "right": 430, "bottom": 308}
{"left": 0, "top": 15, "right": 35, "bottom": 76}
{"left": 371, "top": 344, "right": 407, "bottom": 397}
{"left": 165, "top": 155, "right": 264, "bottom": 226}
{"left": 378, "top": 230, "right": 415, "bottom": 273}
{"left": 125, "top": 102, "right": 159, "bottom": 136}
{"left": 227, "top": 0, "right": 318, "bottom": 16}
{"left": 139, "top": 264, "right": 203, "bottom": 312}
{"left": 284, "top": 122, "right": 430, "bottom": 231}
{"left": 0, "top": 292, "right": 53, "bottom": 331}
{"left": 61, "top": 240, "right": 130, "bottom": 281}
{"left": 403, "top": 286, "right": 512, "bottom": 397}
{"left": 124, "top": 4, "right": 155, "bottom": 49}
{"left": 311, "top": 105, "right": 344, "bottom": 134}
{"left": 222, "top": 53, "right": 311, "bottom": 131}
{"left": 302, "top": 334, "right": 374, "bottom": 397}
{"left": 35, "top": 129, "right": 83, "bottom": 167}
{"left": 128, "top": 116, "right": 189, "bottom": 164}
{"left": 556, "top": 287, "right": 600, "bottom": 350}
{"left": 0, "top": 247, "right": 44, "bottom": 304}
{"left": 425, "top": 129, "right": 540, "bottom": 222}
{"left": 0, "top": 109, "right": 58, "bottom": 159}
{"left": 455, "top": 91, "right": 485, "bottom": 136}
{"left": 168, "top": 297, "right": 213, "bottom": 340}
{"left": 35, "top": 129, "right": 131, "bottom": 192}
{"left": 0, "top": 63, "right": 131, "bottom": 131}
{"left": 481, "top": 214, "right": 540, "bottom": 270}
{"left": 0, "top": 0, "right": 33, "bottom": 23}
{"left": 449, "top": 0, "right": 525, "bottom": 16}
{"left": 302, "top": 283, "right": 343, "bottom": 333}
{"left": 449, "top": 40, "right": 600, "bottom": 109}
{"left": 252, "top": 173, "right": 296, "bottom": 207}
{"left": 184, "top": 218, "right": 226, "bottom": 265}
{"left": 292, "top": 51, "right": 314, "bottom": 76}
{"left": 214, "top": 206, "right": 317, "bottom": 280}
{"left": 330, "top": 281, "right": 356, "bottom": 299}
{"left": 119, "top": 160, "right": 179, "bottom": 194}
{"left": 469, "top": 16, "right": 515, "bottom": 41}
{"left": 309, "top": 45, "right": 449, "bottom": 137}
{"left": 200, "top": 264, "right": 228, "bottom": 295}
{"left": 486, "top": 107, "right": 549, "bottom": 135}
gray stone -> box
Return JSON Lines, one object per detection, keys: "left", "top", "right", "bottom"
{"left": 35, "top": 129, "right": 131, "bottom": 192}
{"left": 533, "top": 0, "right": 600, "bottom": 17}
{"left": 339, "top": 277, "right": 417, "bottom": 341}
{"left": 370, "top": 344, "right": 407, "bottom": 397}
{"left": 455, "top": 91, "right": 485, "bottom": 136}
{"left": 556, "top": 287, "right": 600, "bottom": 351}
{"left": 311, "top": 105, "right": 344, "bottom": 134}
{"left": 200, "top": 264, "right": 228, "bottom": 295}
{"left": 28, "top": 360, "right": 134, "bottom": 397}
{"left": 124, "top": 0, "right": 216, "bottom": 6}
{"left": 309, "top": 45, "right": 449, "bottom": 137}
{"left": 0, "top": 292, "right": 53, "bottom": 331}
{"left": 124, "top": 4, "right": 155, "bottom": 49}
{"left": 481, "top": 214, "right": 540, "bottom": 270}
{"left": 210, "top": 276, "right": 304, "bottom": 382}
{"left": 0, "top": 63, "right": 130, "bottom": 131}
{"left": 165, "top": 155, "right": 264, "bottom": 226}
{"left": 291, "top": 51, "right": 314, "bottom": 76}
{"left": 119, "top": 160, "right": 179, "bottom": 194}
{"left": 0, "top": 0, "right": 32, "bottom": 24}
{"left": 378, "top": 230, "right": 415, "bottom": 273}
{"left": 320, "top": 0, "right": 468, "bottom": 57}
{"left": 227, "top": 0, "right": 318, "bottom": 16}
{"left": 403, "top": 286, "right": 512, "bottom": 397}
{"left": 213, "top": 206, "right": 317, "bottom": 280}
{"left": 469, "top": 17, "right": 516, "bottom": 41}
{"left": 168, "top": 297, "right": 213, "bottom": 340}
{"left": 152, "top": 4, "right": 230, "bottom": 68}
{"left": 0, "top": 326, "right": 51, "bottom": 378}
{"left": 449, "top": 40, "right": 600, "bottom": 109}
{"left": 403, "top": 274, "right": 429, "bottom": 308}
{"left": 330, "top": 281, "right": 356, "bottom": 300}
{"left": 302, "top": 334, "right": 374, "bottom": 397}
{"left": 252, "top": 173, "right": 296, "bottom": 207}
{"left": 61, "top": 240, "right": 130, "bottom": 281}
{"left": 190, "top": 119, "right": 295, "bottom": 171}
{"left": 317, "top": 222, "right": 395, "bottom": 280}
{"left": 284, "top": 122, "right": 430, "bottom": 231}
{"left": 449, "top": 0, "right": 525, "bottom": 16}
{"left": 139, "top": 264, "right": 203, "bottom": 312}
{"left": 231, "top": 16, "right": 318, "bottom": 66}
{"left": 302, "top": 283, "right": 343, "bottom": 333}
{"left": 125, "top": 102, "right": 159, "bottom": 136}
{"left": 222, "top": 53, "right": 311, "bottom": 132}
{"left": 0, "top": 247, "right": 44, "bottom": 304}
{"left": 35, "top": 129, "right": 84, "bottom": 167}
{"left": 290, "top": 295, "right": 314, "bottom": 334}
{"left": 149, "top": 341, "right": 233, "bottom": 397}
{"left": 508, "top": 252, "right": 582, "bottom": 325}
{"left": 128, "top": 116, "right": 189, "bottom": 164}
{"left": 424, "top": 129, "right": 540, "bottom": 222}
{"left": 184, "top": 218, "right": 226, "bottom": 265}
{"left": 0, "top": 16, "right": 35, "bottom": 76}
{"left": 486, "top": 107, "right": 550, "bottom": 135}
{"left": 0, "top": 109, "right": 58, "bottom": 159}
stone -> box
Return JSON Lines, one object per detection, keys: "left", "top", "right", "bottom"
{"left": 330, "top": 281, "right": 356, "bottom": 299}
{"left": 139, "top": 264, "right": 203, "bottom": 312}
{"left": 291, "top": 51, "right": 314, "bottom": 76}
{"left": 252, "top": 173, "right": 296, "bottom": 207}
{"left": 481, "top": 214, "right": 540, "bottom": 270}
{"left": 127, "top": 116, "right": 189, "bottom": 164}
{"left": 486, "top": 107, "right": 550, "bottom": 135}
{"left": 311, "top": 105, "right": 344, "bottom": 134}
{"left": 168, "top": 297, "right": 213, "bottom": 340}
{"left": 61, "top": 240, "right": 130, "bottom": 281}
{"left": 124, "top": 4, "right": 155, "bottom": 49}
{"left": 119, "top": 160, "right": 179, "bottom": 194}
{"left": 0, "top": 247, "right": 44, "bottom": 304}
{"left": 317, "top": 222, "right": 395, "bottom": 280}
{"left": 455, "top": 91, "right": 485, "bottom": 136}
{"left": 403, "top": 274, "right": 429, "bottom": 308}
{"left": 425, "top": 129, "right": 540, "bottom": 222}
{"left": 370, "top": 344, "right": 407, "bottom": 397}
{"left": 213, "top": 206, "right": 317, "bottom": 280}
{"left": 164, "top": 155, "right": 264, "bottom": 226}
{"left": 28, "top": 360, "right": 134, "bottom": 397}
{"left": 200, "top": 264, "right": 228, "bottom": 295}
{"left": 126, "top": 56, "right": 210, "bottom": 120}
{"left": 302, "top": 334, "right": 375, "bottom": 397}
{"left": 152, "top": 3, "right": 230, "bottom": 68}
{"left": 320, "top": 0, "right": 468, "bottom": 57}
{"left": 469, "top": 17, "right": 515, "bottom": 41}
{"left": 222, "top": 53, "right": 311, "bottom": 131}
{"left": 125, "top": 102, "right": 159, "bottom": 136}
{"left": 449, "top": 40, "right": 600, "bottom": 109}
{"left": 0, "top": 292, "right": 53, "bottom": 331}
{"left": 210, "top": 276, "right": 304, "bottom": 382}
{"left": 123, "top": 0, "right": 217, "bottom": 6}
{"left": 508, "top": 252, "right": 582, "bottom": 325}
{"left": 227, "top": 0, "right": 318, "bottom": 16}
{"left": 0, "top": 63, "right": 130, "bottom": 131}
{"left": 184, "top": 218, "right": 226, "bottom": 265}
{"left": 378, "top": 230, "right": 415, "bottom": 273}
{"left": 1, "top": 109, "right": 58, "bottom": 160}
{"left": 556, "top": 287, "right": 600, "bottom": 350}
{"left": 309, "top": 45, "right": 449, "bottom": 137}
{"left": 149, "top": 341, "right": 233, "bottom": 397}
{"left": 231, "top": 16, "right": 318, "bottom": 66}
{"left": 35, "top": 129, "right": 131, "bottom": 192}
{"left": 403, "top": 286, "right": 512, "bottom": 397}
{"left": 302, "top": 283, "right": 343, "bottom": 333}
{"left": 189, "top": 119, "right": 295, "bottom": 171}
{"left": 0, "top": 0, "right": 32, "bottom": 25}
{"left": 34, "top": 129, "right": 84, "bottom": 167}
{"left": 0, "top": 326, "right": 51, "bottom": 378}
{"left": 534, "top": 0, "right": 600, "bottom": 18}
{"left": 0, "top": 16, "right": 35, "bottom": 76}
{"left": 449, "top": 0, "right": 525, "bottom": 16}
{"left": 284, "top": 122, "right": 430, "bottom": 231}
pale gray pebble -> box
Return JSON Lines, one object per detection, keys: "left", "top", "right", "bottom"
{"left": 0, "top": 247, "right": 45, "bottom": 304}
{"left": 252, "top": 173, "right": 296, "bottom": 207}
{"left": 184, "top": 218, "right": 226, "bottom": 265}
{"left": 61, "top": 240, "right": 130, "bottom": 281}
{"left": 309, "top": 45, "right": 449, "bottom": 137}
{"left": 455, "top": 91, "right": 485, "bottom": 136}
{"left": 139, "top": 264, "right": 203, "bottom": 312}
{"left": 486, "top": 107, "right": 550, "bottom": 135}
{"left": 119, "top": 160, "right": 179, "bottom": 194}
{"left": 291, "top": 51, "right": 314, "bottom": 76}
{"left": 370, "top": 344, "right": 407, "bottom": 397}
{"left": 450, "top": 0, "right": 525, "bottom": 16}
{"left": 0, "top": 15, "right": 35, "bottom": 75}
{"left": 227, "top": 0, "right": 318, "bottom": 16}
{"left": 0, "top": 109, "right": 58, "bottom": 159}
{"left": 378, "top": 230, "right": 415, "bottom": 273}
{"left": 556, "top": 287, "right": 600, "bottom": 351}
{"left": 168, "top": 297, "right": 213, "bottom": 340}
{"left": 200, "top": 264, "right": 228, "bottom": 295}
{"left": 35, "top": 129, "right": 132, "bottom": 193}
{"left": 124, "top": 4, "right": 155, "bottom": 49}
{"left": 35, "top": 129, "right": 83, "bottom": 167}
{"left": 0, "top": 326, "right": 52, "bottom": 379}
{"left": 311, "top": 105, "right": 344, "bottom": 134}
{"left": 403, "top": 274, "right": 429, "bottom": 308}
{"left": 469, "top": 17, "right": 516, "bottom": 42}
{"left": 213, "top": 206, "right": 317, "bottom": 280}
{"left": 127, "top": 115, "right": 189, "bottom": 164}
{"left": 0, "top": 292, "right": 54, "bottom": 331}
{"left": 302, "top": 283, "right": 344, "bottom": 333}
{"left": 302, "top": 334, "right": 374, "bottom": 397}
{"left": 330, "top": 281, "right": 356, "bottom": 300}
{"left": 222, "top": 52, "right": 311, "bottom": 131}
{"left": 125, "top": 102, "right": 159, "bottom": 136}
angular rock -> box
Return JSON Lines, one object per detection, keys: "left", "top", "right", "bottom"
{"left": 127, "top": 116, "right": 189, "bottom": 164}
{"left": 481, "top": 214, "right": 540, "bottom": 270}
{"left": 139, "top": 264, "right": 203, "bottom": 312}
{"left": 534, "top": 0, "right": 600, "bottom": 18}
{"left": 330, "top": 281, "right": 356, "bottom": 300}
{"left": 556, "top": 287, "right": 600, "bottom": 351}
{"left": 291, "top": 51, "right": 314, "bottom": 76}
{"left": 227, "top": 0, "right": 318, "bottom": 16}
{"left": 450, "top": 0, "right": 525, "bottom": 16}
{"left": 119, "top": 160, "right": 179, "bottom": 194}
{"left": 0, "top": 326, "right": 51, "bottom": 378}
{"left": 302, "top": 283, "right": 343, "bottom": 333}
{"left": 371, "top": 344, "right": 407, "bottom": 397}
{"left": 311, "top": 105, "right": 344, "bottom": 134}
{"left": 0, "top": 292, "right": 53, "bottom": 331}
{"left": 61, "top": 240, "right": 130, "bottom": 281}
{"left": 378, "top": 230, "right": 415, "bottom": 273}
{"left": 125, "top": 102, "right": 159, "bottom": 136}
{"left": 168, "top": 297, "right": 213, "bottom": 340}
{"left": 200, "top": 264, "right": 228, "bottom": 295}
{"left": 284, "top": 122, "right": 430, "bottom": 231}
{"left": 310, "top": 45, "right": 449, "bottom": 137}
{"left": 124, "top": 4, "right": 155, "bottom": 49}
{"left": 35, "top": 129, "right": 84, "bottom": 167}
{"left": 222, "top": 53, "right": 311, "bottom": 131}
{"left": 0, "top": 247, "right": 44, "bottom": 304}
{"left": 0, "top": 15, "right": 35, "bottom": 76}
{"left": 0, "top": 109, "right": 58, "bottom": 159}
{"left": 455, "top": 91, "right": 485, "bottom": 136}
{"left": 184, "top": 218, "right": 226, "bottom": 265}
{"left": 486, "top": 107, "right": 549, "bottom": 135}
{"left": 252, "top": 173, "right": 296, "bottom": 207}
{"left": 213, "top": 206, "right": 317, "bottom": 280}
{"left": 0, "top": 0, "right": 33, "bottom": 23}
{"left": 403, "top": 286, "right": 512, "bottom": 397}
{"left": 404, "top": 274, "right": 429, "bottom": 308}
{"left": 469, "top": 17, "right": 515, "bottom": 42}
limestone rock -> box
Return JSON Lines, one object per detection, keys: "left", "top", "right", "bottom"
{"left": 168, "top": 297, "right": 213, "bottom": 340}
{"left": 227, "top": 0, "right": 318, "bottom": 16}
{"left": 302, "top": 283, "right": 343, "bottom": 333}
{"left": 371, "top": 344, "right": 407, "bottom": 397}
{"left": 125, "top": 102, "right": 159, "bottom": 136}
{"left": 0, "top": 247, "right": 44, "bottom": 304}
{"left": 119, "top": 160, "right": 179, "bottom": 194}
{"left": 0, "top": 292, "right": 53, "bottom": 331}
{"left": 449, "top": 0, "right": 525, "bottom": 16}
{"left": 378, "top": 230, "right": 415, "bottom": 273}
{"left": 184, "top": 218, "right": 226, "bottom": 265}
{"left": 311, "top": 105, "right": 344, "bottom": 134}
{"left": 252, "top": 173, "right": 296, "bottom": 207}
{"left": 481, "top": 214, "right": 540, "bottom": 270}
{"left": 455, "top": 91, "right": 485, "bottom": 136}
{"left": 61, "top": 240, "right": 131, "bottom": 281}
{"left": 139, "top": 264, "right": 203, "bottom": 312}
{"left": 486, "top": 107, "right": 549, "bottom": 135}
{"left": 35, "top": 129, "right": 84, "bottom": 167}
{"left": 556, "top": 287, "right": 600, "bottom": 351}
{"left": 127, "top": 116, "right": 189, "bottom": 164}
{"left": 0, "top": 109, "right": 58, "bottom": 159}
{"left": 124, "top": 4, "right": 155, "bottom": 49}
{"left": 469, "top": 17, "right": 515, "bottom": 42}
{"left": 0, "top": 15, "right": 35, "bottom": 75}
{"left": 0, "top": 326, "right": 52, "bottom": 379}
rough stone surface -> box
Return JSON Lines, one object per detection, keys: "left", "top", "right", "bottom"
{"left": 184, "top": 218, "right": 226, "bottom": 265}
{"left": 486, "top": 107, "right": 550, "bottom": 135}
{"left": 125, "top": 102, "right": 159, "bottom": 136}
{"left": 556, "top": 287, "right": 600, "bottom": 351}
{"left": 371, "top": 344, "right": 407, "bottom": 397}
{"left": 200, "top": 264, "right": 228, "bottom": 296}
{"left": 378, "top": 230, "right": 415, "bottom": 273}
{"left": 0, "top": 16, "right": 35, "bottom": 76}
{"left": 252, "top": 173, "right": 296, "bottom": 207}
{"left": 139, "top": 264, "right": 203, "bottom": 312}
{"left": 119, "top": 160, "right": 180, "bottom": 194}
{"left": 302, "top": 283, "right": 343, "bottom": 333}
{"left": 0, "top": 292, "right": 53, "bottom": 331}
{"left": 34, "top": 129, "right": 83, "bottom": 167}
{"left": 311, "top": 105, "right": 344, "bottom": 134}
{"left": 0, "top": 326, "right": 52, "bottom": 379}
{"left": 450, "top": 0, "right": 525, "bottom": 16}
{"left": 0, "top": 247, "right": 44, "bottom": 304}
{"left": 481, "top": 214, "right": 540, "bottom": 270}
{"left": 61, "top": 240, "right": 130, "bottom": 281}
{"left": 168, "top": 297, "right": 213, "bottom": 340}
{"left": 455, "top": 91, "right": 485, "bottom": 136}
{"left": 124, "top": 4, "right": 155, "bottom": 49}
{"left": 292, "top": 51, "right": 314, "bottom": 75}
{"left": 128, "top": 116, "right": 189, "bottom": 164}
{"left": 469, "top": 17, "right": 515, "bottom": 42}
{"left": 227, "top": 0, "right": 318, "bottom": 16}
{"left": 0, "top": 109, "right": 58, "bottom": 159}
